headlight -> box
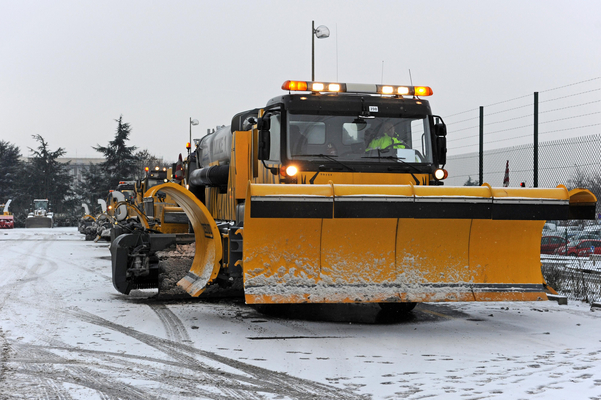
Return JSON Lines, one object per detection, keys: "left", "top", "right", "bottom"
{"left": 434, "top": 169, "right": 448, "bottom": 180}
{"left": 285, "top": 165, "right": 298, "bottom": 176}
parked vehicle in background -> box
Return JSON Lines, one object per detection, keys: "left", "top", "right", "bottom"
{"left": 583, "top": 225, "right": 601, "bottom": 236}
{"left": 541, "top": 235, "right": 566, "bottom": 254}
{"left": 570, "top": 232, "right": 600, "bottom": 243}
{"left": 554, "top": 239, "right": 601, "bottom": 257}
{"left": 556, "top": 226, "right": 580, "bottom": 235}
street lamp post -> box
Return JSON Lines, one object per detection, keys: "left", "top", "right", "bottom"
{"left": 312, "top": 21, "right": 330, "bottom": 81}
{"left": 189, "top": 117, "right": 199, "bottom": 157}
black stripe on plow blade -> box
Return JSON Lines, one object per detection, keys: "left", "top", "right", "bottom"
{"left": 250, "top": 197, "right": 333, "bottom": 219}
{"left": 250, "top": 196, "right": 571, "bottom": 220}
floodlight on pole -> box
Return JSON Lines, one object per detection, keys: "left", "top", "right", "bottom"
{"left": 312, "top": 21, "right": 330, "bottom": 81}
{"left": 189, "top": 118, "right": 199, "bottom": 157}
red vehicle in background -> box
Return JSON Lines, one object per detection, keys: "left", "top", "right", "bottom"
{"left": 0, "top": 200, "right": 14, "bottom": 229}
{"left": 554, "top": 239, "right": 601, "bottom": 257}
{"left": 541, "top": 235, "right": 566, "bottom": 254}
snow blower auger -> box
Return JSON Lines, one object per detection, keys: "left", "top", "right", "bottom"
{"left": 110, "top": 170, "right": 196, "bottom": 296}
{"left": 109, "top": 79, "right": 597, "bottom": 310}
{"left": 110, "top": 181, "right": 236, "bottom": 297}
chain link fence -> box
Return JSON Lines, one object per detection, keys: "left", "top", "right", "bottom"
{"left": 445, "top": 135, "right": 601, "bottom": 304}
{"left": 445, "top": 134, "right": 601, "bottom": 190}
{"left": 442, "top": 77, "right": 601, "bottom": 303}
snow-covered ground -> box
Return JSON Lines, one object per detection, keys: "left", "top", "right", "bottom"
{"left": 1, "top": 227, "right": 601, "bottom": 399}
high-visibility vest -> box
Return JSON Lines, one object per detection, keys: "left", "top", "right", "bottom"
{"left": 366, "top": 134, "right": 405, "bottom": 151}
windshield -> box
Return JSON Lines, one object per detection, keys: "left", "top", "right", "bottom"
{"left": 34, "top": 200, "right": 48, "bottom": 210}
{"left": 286, "top": 114, "right": 433, "bottom": 163}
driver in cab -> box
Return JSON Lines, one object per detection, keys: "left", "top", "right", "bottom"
{"left": 365, "top": 122, "right": 405, "bottom": 152}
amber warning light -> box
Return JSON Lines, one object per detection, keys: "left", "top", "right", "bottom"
{"left": 282, "top": 80, "right": 432, "bottom": 96}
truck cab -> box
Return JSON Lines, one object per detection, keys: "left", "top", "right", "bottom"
{"left": 257, "top": 80, "right": 447, "bottom": 186}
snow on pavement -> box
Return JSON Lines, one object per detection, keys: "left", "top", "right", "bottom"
{"left": 0, "top": 227, "right": 600, "bottom": 399}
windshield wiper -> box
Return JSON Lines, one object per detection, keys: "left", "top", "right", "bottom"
{"left": 362, "top": 153, "right": 423, "bottom": 184}
{"left": 296, "top": 154, "right": 356, "bottom": 172}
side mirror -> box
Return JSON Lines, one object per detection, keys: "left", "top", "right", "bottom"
{"left": 436, "top": 136, "right": 447, "bottom": 166}
{"left": 435, "top": 125, "right": 446, "bottom": 137}
{"left": 433, "top": 116, "right": 447, "bottom": 166}
{"left": 257, "top": 114, "right": 271, "bottom": 160}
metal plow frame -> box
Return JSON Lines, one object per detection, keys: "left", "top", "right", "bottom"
{"left": 242, "top": 183, "right": 597, "bottom": 305}
{"left": 144, "top": 183, "right": 222, "bottom": 297}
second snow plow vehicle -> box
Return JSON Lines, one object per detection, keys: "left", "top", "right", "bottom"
{"left": 112, "top": 80, "right": 597, "bottom": 308}
{"left": 25, "top": 199, "right": 53, "bottom": 228}
{"left": 78, "top": 203, "right": 97, "bottom": 240}
{"left": 110, "top": 167, "right": 193, "bottom": 294}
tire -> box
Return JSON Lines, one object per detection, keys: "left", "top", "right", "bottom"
{"left": 379, "top": 302, "right": 417, "bottom": 314}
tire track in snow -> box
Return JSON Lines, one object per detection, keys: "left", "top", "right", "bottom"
{"left": 7, "top": 341, "right": 162, "bottom": 400}
{"left": 0, "top": 234, "right": 102, "bottom": 399}
{"left": 2, "top": 341, "right": 76, "bottom": 400}
{"left": 10, "top": 340, "right": 275, "bottom": 400}
{"left": 64, "top": 306, "right": 368, "bottom": 399}
{"left": 0, "top": 327, "right": 14, "bottom": 400}
{"left": 7, "top": 242, "right": 111, "bottom": 281}
{"left": 147, "top": 303, "right": 193, "bottom": 400}
{"left": 0, "top": 238, "right": 45, "bottom": 288}
{"left": 20, "top": 240, "right": 59, "bottom": 284}
{"left": 148, "top": 304, "right": 191, "bottom": 343}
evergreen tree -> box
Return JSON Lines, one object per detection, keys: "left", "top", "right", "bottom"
{"left": 93, "top": 115, "right": 139, "bottom": 190}
{"left": 24, "top": 135, "right": 76, "bottom": 224}
{"left": 463, "top": 176, "right": 479, "bottom": 186}
{"left": 76, "top": 163, "right": 108, "bottom": 215}
{"left": 134, "top": 149, "right": 171, "bottom": 180}
{"left": 0, "top": 140, "right": 22, "bottom": 202}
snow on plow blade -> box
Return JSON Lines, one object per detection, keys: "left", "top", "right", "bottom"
{"left": 25, "top": 217, "right": 52, "bottom": 228}
{"left": 243, "top": 183, "right": 597, "bottom": 304}
{"left": 144, "top": 183, "right": 222, "bottom": 297}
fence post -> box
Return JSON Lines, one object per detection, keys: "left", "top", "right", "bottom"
{"left": 479, "top": 106, "right": 484, "bottom": 186}
{"left": 534, "top": 92, "right": 539, "bottom": 187}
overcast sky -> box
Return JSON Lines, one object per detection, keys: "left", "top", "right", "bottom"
{"left": 1, "top": 0, "right": 600, "bottom": 161}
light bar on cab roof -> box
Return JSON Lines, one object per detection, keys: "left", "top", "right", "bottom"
{"left": 282, "top": 80, "right": 432, "bottom": 96}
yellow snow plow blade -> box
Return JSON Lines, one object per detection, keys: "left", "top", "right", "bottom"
{"left": 243, "top": 183, "right": 596, "bottom": 304}
{"left": 145, "top": 183, "right": 222, "bottom": 296}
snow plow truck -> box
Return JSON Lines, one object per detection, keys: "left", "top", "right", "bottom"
{"left": 111, "top": 80, "right": 597, "bottom": 310}
{"left": 25, "top": 199, "right": 53, "bottom": 228}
